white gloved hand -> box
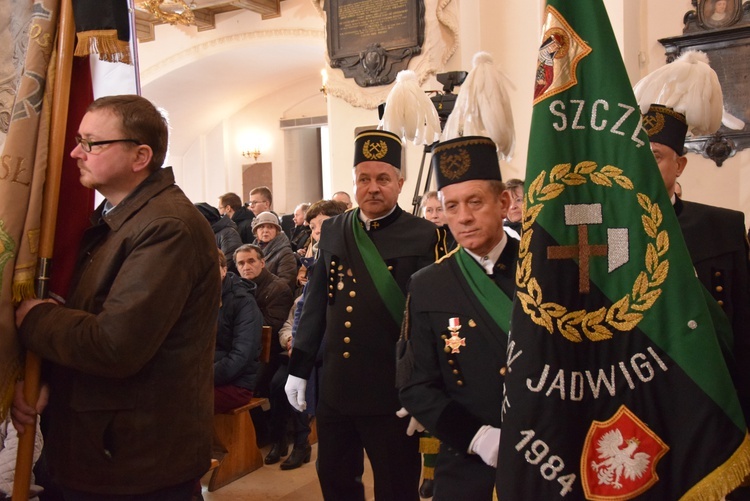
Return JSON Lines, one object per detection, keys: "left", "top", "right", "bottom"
{"left": 469, "top": 425, "right": 501, "bottom": 468}
{"left": 396, "top": 407, "right": 426, "bottom": 436}
{"left": 285, "top": 375, "right": 307, "bottom": 412}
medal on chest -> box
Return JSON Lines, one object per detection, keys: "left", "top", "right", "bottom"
{"left": 445, "top": 317, "right": 466, "bottom": 354}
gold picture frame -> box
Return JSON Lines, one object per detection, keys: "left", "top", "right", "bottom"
{"left": 697, "top": 0, "right": 742, "bottom": 29}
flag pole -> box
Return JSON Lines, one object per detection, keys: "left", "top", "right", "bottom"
{"left": 12, "top": 0, "right": 75, "bottom": 498}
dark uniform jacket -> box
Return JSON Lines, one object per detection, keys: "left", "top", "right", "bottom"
{"left": 676, "top": 197, "right": 750, "bottom": 422}
{"left": 288, "top": 206, "right": 439, "bottom": 416}
{"left": 19, "top": 168, "right": 220, "bottom": 494}
{"left": 399, "top": 238, "right": 518, "bottom": 453}
{"left": 436, "top": 224, "right": 457, "bottom": 257}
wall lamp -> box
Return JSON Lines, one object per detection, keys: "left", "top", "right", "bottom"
{"left": 241, "top": 148, "right": 261, "bottom": 161}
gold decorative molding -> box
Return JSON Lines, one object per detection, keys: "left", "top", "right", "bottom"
{"left": 141, "top": 0, "right": 196, "bottom": 26}
{"left": 135, "top": 0, "right": 287, "bottom": 43}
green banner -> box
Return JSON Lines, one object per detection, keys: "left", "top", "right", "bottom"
{"left": 497, "top": 0, "right": 750, "bottom": 499}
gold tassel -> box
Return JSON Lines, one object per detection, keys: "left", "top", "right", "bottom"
{"left": 11, "top": 278, "right": 36, "bottom": 304}
{"left": 75, "top": 30, "right": 132, "bottom": 65}
{"left": 680, "top": 433, "right": 750, "bottom": 500}
{"left": 419, "top": 436, "right": 441, "bottom": 455}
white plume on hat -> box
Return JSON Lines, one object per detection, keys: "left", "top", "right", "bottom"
{"left": 441, "top": 51, "right": 516, "bottom": 160}
{"left": 379, "top": 70, "right": 441, "bottom": 145}
{"left": 633, "top": 50, "right": 744, "bottom": 135}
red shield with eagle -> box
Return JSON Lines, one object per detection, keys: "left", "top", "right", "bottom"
{"left": 581, "top": 405, "right": 669, "bottom": 500}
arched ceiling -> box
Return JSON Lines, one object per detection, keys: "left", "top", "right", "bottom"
{"left": 136, "top": 0, "right": 326, "bottom": 155}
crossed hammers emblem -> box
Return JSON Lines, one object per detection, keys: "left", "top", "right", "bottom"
{"left": 547, "top": 204, "right": 629, "bottom": 294}
{"left": 363, "top": 139, "right": 387, "bottom": 160}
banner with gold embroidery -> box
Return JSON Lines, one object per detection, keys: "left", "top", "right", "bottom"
{"left": 496, "top": 0, "right": 750, "bottom": 499}
{"left": 0, "top": 0, "right": 131, "bottom": 420}
{"left": 0, "top": 0, "right": 61, "bottom": 419}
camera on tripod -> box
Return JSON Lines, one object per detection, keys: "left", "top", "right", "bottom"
{"left": 377, "top": 71, "right": 467, "bottom": 130}
{"left": 373, "top": 70, "right": 468, "bottom": 214}
{"left": 430, "top": 71, "right": 468, "bottom": 130}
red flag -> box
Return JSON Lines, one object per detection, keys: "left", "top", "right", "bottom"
{"left": 51, "top": 0, "right": 139, "bottom": 299}
{"left": 48, "top": 56, "right": 95, "bottom": 300}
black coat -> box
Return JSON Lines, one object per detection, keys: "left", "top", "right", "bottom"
{"left": 212, "top": 216, "right": 243, "bottom": 272}
{"left": 676, "top": 197, "right": 750, "bottom": 423}
{"left": 399, "top": 238, "right": 518, "bottom": 453}
{"left": 288, "top": 207, "right": 440, "bottom": 415}
{"left": 231, "top": 206, "right": 255, "bottom": 244}
{"left": 252, "top": 267, "right": 294, "bottom": 339}
{"left": 289, "top": 224, "right": 312, "bottom": 252}
{"left": 215, "top": 272, "right": 263, "bottom": 391}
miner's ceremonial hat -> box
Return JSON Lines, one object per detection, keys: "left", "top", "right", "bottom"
{"left": 353, "top": 129, "right": 402, "bottom": 169}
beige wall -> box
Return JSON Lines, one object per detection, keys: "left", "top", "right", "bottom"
{"left": 168, "top": 76, "right": 326, "bottom": 211}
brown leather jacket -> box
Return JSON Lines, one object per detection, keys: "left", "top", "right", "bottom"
{"left": 20, "top": 168, "right": 221, "bottom": 494}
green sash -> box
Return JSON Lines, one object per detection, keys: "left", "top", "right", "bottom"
{"left": 455, "top": 247, "right": 513, "bottom": 332}
{"left": 351, "top": 210, "right": 406, "bottom": 324}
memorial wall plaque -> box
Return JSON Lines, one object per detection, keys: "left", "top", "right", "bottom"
{"left": 659, "top": 1, "right": 750, "bottom": 166}
{"left": 327, "top": 0, "right": 425, "bottom": 87}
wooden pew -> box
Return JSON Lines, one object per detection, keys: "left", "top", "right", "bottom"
{"left": 308, "top": 417, "right": 317, "bottom": 445}
{"left": 205, "top": 325, "right": 272, "bottom": 492}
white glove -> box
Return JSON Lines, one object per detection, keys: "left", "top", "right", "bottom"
{"left": 396, "top": 407, "right": 425, "bottom": 436}
{"left": 469, "top": 425, "right": 501, "bottom": 468}
{"left": 285, "top": 375, "right": 307, "bottom": 412}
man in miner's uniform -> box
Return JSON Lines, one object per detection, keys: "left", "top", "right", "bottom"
{"left": 285, "top": 129, "right": 441, "bottom": 500}
{"left": 398, "top": 135, "right": 518, "bottom": 501}
{"left": 634, "top": 51, "right": 750, "bottom": 431}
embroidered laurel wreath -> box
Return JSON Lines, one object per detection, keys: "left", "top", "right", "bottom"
{"left": 517, "top": 161, "right": 669, "bottom": 342}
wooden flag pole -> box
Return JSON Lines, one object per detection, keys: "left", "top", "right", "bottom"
{"left": 12, "top": 0, "right": 75, "bottom": 498}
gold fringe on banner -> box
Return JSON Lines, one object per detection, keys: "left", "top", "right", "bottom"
{"left": 74, "top": 29, "right": 131, "bottom": 64}
{"left": 0, "top": 360, "right": 20, "bottom": 421}
{"left": 12, "top": 260, "right": 37, "bottom": 304}
{"left": 681, "top": 433, "right": 750, "bottom": 500}
{"left": 422, "top": 466, "right": 434, "bottom": 480}
{"left": 11, "top": 278, "right": 35, "bottom": 304}
{"left": 419, "top": 436, "right": 441, "bottom": 455}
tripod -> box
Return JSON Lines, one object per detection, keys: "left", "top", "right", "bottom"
{"left": 407, "top": 70, "right": 467, "bottom": 215}
{"left": 411, "top": 142, "right": 437, "bottom": 215}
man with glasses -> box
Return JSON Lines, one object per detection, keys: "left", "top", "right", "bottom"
{"left": 248, "top": 186, "right": 273, "bottom": 217}
{"left": 13, "top": 95, "right": 220, "bottom": 500}
{"left": 219, "top": 192, "right": 255, "bottom": 244}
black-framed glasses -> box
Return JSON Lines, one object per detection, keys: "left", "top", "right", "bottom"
{"left": 75, "top": 136, "right": 142, "bottom": 153}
